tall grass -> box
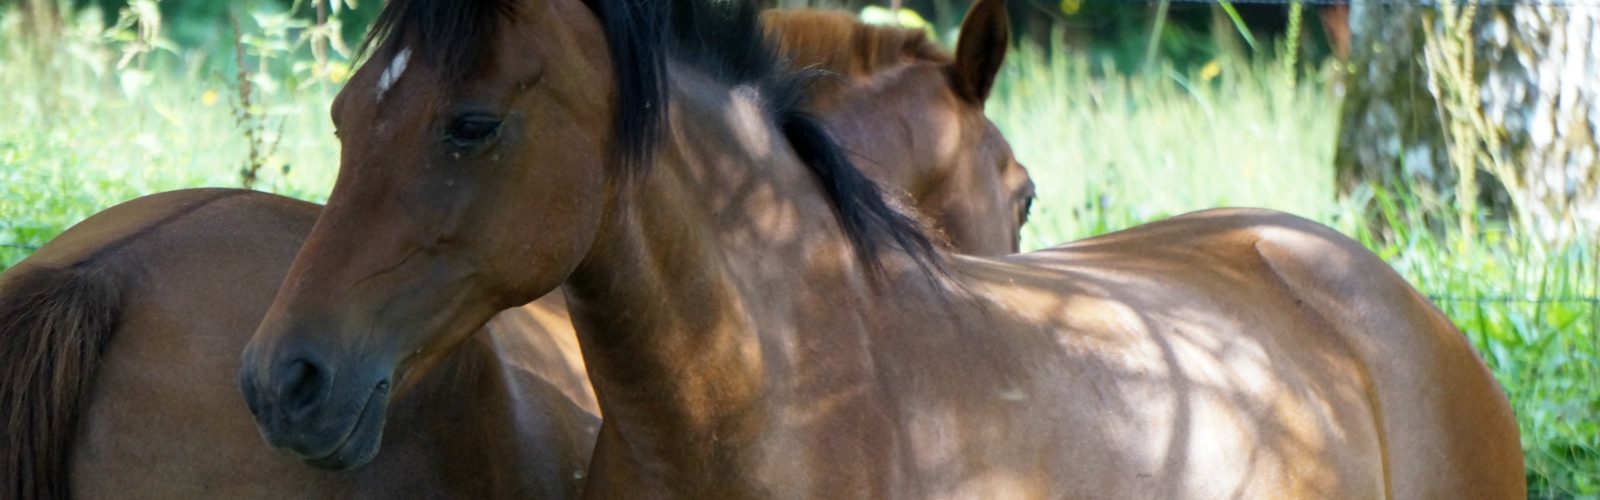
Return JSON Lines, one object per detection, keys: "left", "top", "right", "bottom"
{"left": 989, "top": 41, "right": 1340, "bottom": 250}
{"left": 0, "top": 8, "right": 338, "bottom": 266}
{"left": 0, "top": 7, "right": 1595, "bottom": 497}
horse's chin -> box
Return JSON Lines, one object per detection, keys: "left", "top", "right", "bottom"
{"left": 302, "top": 388, "right": 391, "bottom": 471}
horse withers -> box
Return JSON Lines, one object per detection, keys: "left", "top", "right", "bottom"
{"left": 240, "top": 0, "right": 1523, "bottom": 497}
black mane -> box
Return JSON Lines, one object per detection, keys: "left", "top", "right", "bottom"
{"left": 358, "top": 0, "right": 518, "bottom": 85}
{"left": 358, "top": 0, "right": 942, "bottom": 276}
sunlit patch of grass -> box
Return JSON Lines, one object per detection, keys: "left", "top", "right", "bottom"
{"left": 989, "top": 41, "right": 1339, "bottom": 250}
{"left": 0, "top": 9, "right": 338, "bottom": 268}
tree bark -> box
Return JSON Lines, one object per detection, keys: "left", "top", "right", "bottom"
{"left": 1335, "top": 2, "right": 1450, "bottom": 204}
{"left": 1477, "top": 4, "right": 1600, "bottom": 240}
{"left": 1336, "top": 3, "right": 1600, "bottom": 241}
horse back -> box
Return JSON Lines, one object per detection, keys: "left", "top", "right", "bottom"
{"left": 12, "top": 188, "right": 595, "bottom": 498}
{"left": 7, "top": 188, "right": 449, "bottom": 498}
{"left": 948, "top": 208, "right": 1521, "bottom": 498}
{"left": 23, "top": 189, "right": 351, "bottom": 498}
{"left": 1, "top": 188, "right": 278, "bottom": 499}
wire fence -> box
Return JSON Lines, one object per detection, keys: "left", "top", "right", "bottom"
{"left": 1429, "top": 295, "right": 1600, "bottom": 305}
{"left": 1156, "top": 0, "right": 1600, "bottom": 6}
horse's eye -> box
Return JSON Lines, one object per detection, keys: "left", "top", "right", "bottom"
{"left": 446, "top": 116, "right": 501, "bottom": 148}
{"left": 1020, "top": 196, "right": 1035, "bottom": 224}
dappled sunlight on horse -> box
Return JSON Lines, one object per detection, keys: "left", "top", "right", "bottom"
{"left": 0, "top": 2, "right": 1043, "bottom": 498}
{"left": 764, "top": 9, "right": 1035, "bottom": 255}
{"left": 234, "top": 0, "right": 1522, "bottom": 496}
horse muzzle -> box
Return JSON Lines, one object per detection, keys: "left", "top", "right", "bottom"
{"left": 238, "top": 339, "right": 394, "bottom": 471}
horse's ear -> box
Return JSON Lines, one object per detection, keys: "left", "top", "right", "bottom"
{"left": 949, "top": 0, "right": 1009, "bottom": 105}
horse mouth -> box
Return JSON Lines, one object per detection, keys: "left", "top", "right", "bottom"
{"left": 304, "top": 383, "right": 390, "bottom": 471}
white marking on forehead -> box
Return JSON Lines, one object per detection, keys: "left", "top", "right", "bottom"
{"left": 375, "top": 48, "right": 412, "bottom": 100}
{"left": 727, "top": 86, "right": 772, "bottom": 157}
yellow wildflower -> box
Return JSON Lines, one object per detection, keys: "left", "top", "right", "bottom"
{"left": 1200, "top": 60, "right": 1222, "bottom": 82}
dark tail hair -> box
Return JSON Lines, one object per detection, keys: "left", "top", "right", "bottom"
{"left": 0, "top": 263, "right": 123, "bottom": 500}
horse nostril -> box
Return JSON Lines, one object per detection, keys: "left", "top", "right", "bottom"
{"left": 276, "top": 358, "right": 332, "bottom": 420}
{"left": 240, "top": 371, "right": 264, "bottom": 418}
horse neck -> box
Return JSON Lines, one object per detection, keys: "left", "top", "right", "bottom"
{"left": 562, "top": 68, "right": 901, "bottom": 486}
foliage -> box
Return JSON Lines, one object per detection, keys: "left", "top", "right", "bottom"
{"left": 1422, "top": 0, "right": 1517, "bottom": 241}
{"left": 990, "top": 34, "right": 1340, "bottom": 248}
{"left": 0, "top": 4, "right": 339, "bottom": 265}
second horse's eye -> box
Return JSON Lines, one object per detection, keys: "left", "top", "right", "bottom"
{"left": 446, "top": 116, "right": 501, "bottom": 148}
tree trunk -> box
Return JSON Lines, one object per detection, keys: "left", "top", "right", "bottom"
{"left": 1335, "top": 2, "right": 1451, "bottom": 207}
{"left": 1336, "top": 3, "right": 1600, "bottom": 241}
{"left": 1477, "top": 4, "right": 1600, "bottom": 240}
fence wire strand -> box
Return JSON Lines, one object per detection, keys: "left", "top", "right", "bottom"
{"left": 1429, "top": 295, "right": 1600, "bottom": 305}
{"left": 1140, "top": 0, "right": 1600, "bottom": 6}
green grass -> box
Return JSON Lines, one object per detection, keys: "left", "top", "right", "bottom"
{"left": 992, "top": 45, "right": 1340, "bottom": 249}
{"left": 0, "top": 9, "right": 338, "bottom": 266}
{"left": 0, "top": 10, "right": 1596, "bottom": 498}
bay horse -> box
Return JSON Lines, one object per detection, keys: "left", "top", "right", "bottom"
{"left": 239, "top": 0, "right": 1524, "bottom": 497}
{"left": 0, "top": 189, "right": 599, "bottom": 499}
{"left": 762, "top": 9, "right": 1035, "bottom": 255}
{"left": 0, "top": 5, "right": 1032, "bottom": 499}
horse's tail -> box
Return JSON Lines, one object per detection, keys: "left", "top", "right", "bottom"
{"left": 0, "top": 261, "right": 123, "bottom": 500}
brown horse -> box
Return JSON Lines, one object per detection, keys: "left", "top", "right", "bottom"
{"left": 239, "top": 0, "right": 1524, "bottom": 497}
{"left": 0, "top": 6, "right": 1032, "bottom": 499}
{"left": 763, "top": 9, "right": 1034, "bottom": 255}
{"left": 0, "top": 189, "right": 598, "bottom": 499}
